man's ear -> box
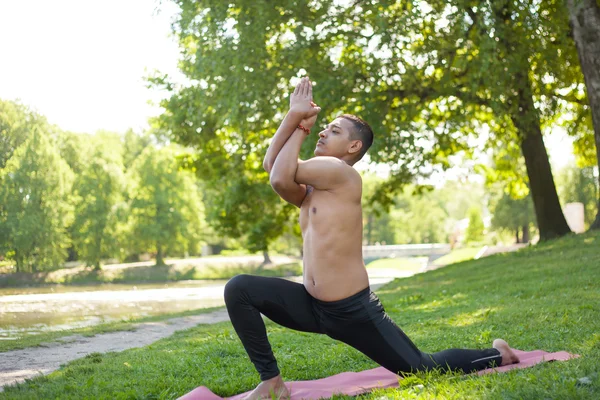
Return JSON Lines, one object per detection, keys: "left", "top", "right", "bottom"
{"left": 348, "top": 140, "right": 363, "bottom": 155}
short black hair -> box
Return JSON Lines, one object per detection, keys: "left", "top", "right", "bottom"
{"left": 339, "top": 114, "right": 373, "bottom": 161}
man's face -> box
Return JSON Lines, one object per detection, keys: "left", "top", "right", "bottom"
{"left": 314, "top": 117, "right": 355, "bottom": 158}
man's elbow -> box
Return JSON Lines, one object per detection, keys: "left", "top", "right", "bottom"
{"left": 269, "top": 173, "right": 291, "bottom": 191}
{"left": 263, "top": 160, "right": 272, "bottom": 174}
{"left": 269, "top": 173, "right": 283, "bottom": 190}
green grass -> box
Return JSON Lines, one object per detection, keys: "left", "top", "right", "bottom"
{"left": 432, "top": 247, "right": 482, "bottom": 266}
{"left": 0, "top": 261, "right": 302, "bottom": 288}
{"left": 0, "top": 307, "right": 224, "bottom": 353}
{"left": 366, "top": 257, "right": 426, "bottom": 272}
{"left": 2, "top": 231, "right": 599, "bottom": 399}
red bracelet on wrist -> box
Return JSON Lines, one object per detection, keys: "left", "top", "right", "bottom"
{"left": 297, "top": 124, "right": 311, "bottom": 134}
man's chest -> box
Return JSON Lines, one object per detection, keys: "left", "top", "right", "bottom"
{"left": 299, "top": 186, "right": 342, "bottom": 230}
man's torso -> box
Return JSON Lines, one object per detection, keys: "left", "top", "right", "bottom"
{"left": 299, "top": 174, "right": 369, "bottom": 301}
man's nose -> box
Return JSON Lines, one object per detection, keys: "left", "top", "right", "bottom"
{"left": 319, "top": 131, "right": 326, "bottom": 138}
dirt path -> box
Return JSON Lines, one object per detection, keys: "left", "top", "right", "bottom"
{"left": 0, "top": 309, "right": 231, "bottom": 391}
{"left": 0, "top": 277, "right": 398, "bottom": 391}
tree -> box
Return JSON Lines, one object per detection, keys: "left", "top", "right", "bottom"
{"left": 54, "top": 131, "right": 92, "bottom": 176}
{"left": 122, "top": 129, "right": 153, "bottom": 168}
{"left": 71, "top": 145, "right": 126, "bottom": 270}
{"left": 200, "top": 172, "right": 294, "bottom": 263}
{"left": 565, "top": 0, "right": 600, "bottom": 229}
{"left": 490, "top": 193, "right": 535, "bottom": 243}
{"left": 1, "top": 100, "right": 56, "bottom": 260}
{"left": 0, "top": 99, "right": 51, "bottom": 170}
{"left": 465, "top": 206, "right": 485, "bottom": 244}
{"left": 362, "top": 173, "right": 396, "bottom": 245}
{"left": 156, "top": 0, "right": 577, "bottom": 241}
{"left": 0, "top": 129, "right": 74, "bottom": 271}
{"left": 128, "top": 146, "right": 204, "bottom": 266}
{"left": 391, "top": 185, "right": 451, "bottom": 244}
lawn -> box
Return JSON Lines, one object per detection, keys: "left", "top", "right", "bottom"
{"left": 2, "top": 231, "right": 599, "bottom": 399}
{"left": 431, "top": 247, "right": 482, "bottom": 267}
{"left": 365, "top": 257, "right": 427, "bottom": 273}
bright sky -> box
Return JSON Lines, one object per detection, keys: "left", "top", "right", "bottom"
{"left": 0, "top": 0, "right": 181, "bottom": 133}
{"left": 0, "top": 0, "right": 575, "bottom": 172}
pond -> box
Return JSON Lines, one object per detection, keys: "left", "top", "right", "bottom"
{"left": 0, "top": 280, "right": 229, "bottom": 339}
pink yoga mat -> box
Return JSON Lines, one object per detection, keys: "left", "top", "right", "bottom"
{"left": 179, "top": 349, "right": 578, "bottom": 400}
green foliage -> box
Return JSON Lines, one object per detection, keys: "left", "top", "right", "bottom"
{"left": 484, "top": 147, "right": 536, "bottom": 242}
{"left": 0, "top": 98, "right": 216, "bottom": 269}
{"left": 0, "top": 129, "right": 74, "bottom": 272}
{"left": 201, "top": 169, "right": 294, "bottom": 254}
{"left": 127, "top": 146, "right": 204, "bottom": 265}
{"left": 465, "top": 206, "right": 484, "bottom": 243}
{"left": 363, "top": 173, "right": 491, "bottom": 245}
{"left": 363, "top": 174, "right": 486, "bottom": 245}
{"left": 392, "top": 189, "right": 450, "bottom": 244}
{"left": 121, "top": 129, "right": 153, "bottom": 168}
{"left": 0, "top": 99, "right": 52, "bottom": 170}
{"left": 71, "top": 143, "right": 126, "bottom": 269}
{"left": 54, "top": 131, "right": 92, "bottom": 175}
{"left": 362, "top": 173, "right": 396, "bottom": 244}
{"left": 266, "top": 220, "right": 303, "bottom": 256}
{"left": 153, "top": 0, "right": 584, "bottom": 240}
{"left": 478, "top": 139, "right": 531, "bottom": 200}
{"left": 490, "top": 193, "right": 535, "bottom": 240}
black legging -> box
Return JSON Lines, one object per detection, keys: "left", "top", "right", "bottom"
{"left": 224, "top": 274, "right": 502, "bottom": 381}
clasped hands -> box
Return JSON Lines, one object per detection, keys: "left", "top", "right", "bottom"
{"left": 289, "top": 76, "right": 321, "bottom": 133}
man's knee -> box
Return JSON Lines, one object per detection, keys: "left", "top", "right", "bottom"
{"left": 224, "top": 274, "right": 252, "bottom": 304}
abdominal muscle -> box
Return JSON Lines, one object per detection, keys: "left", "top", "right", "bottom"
{"left": 300, "top": 187, "right": 369, "bottom": 301}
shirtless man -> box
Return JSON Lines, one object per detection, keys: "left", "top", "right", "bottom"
{"left": 224, "top": 77, "right": 519, "bottom": 399}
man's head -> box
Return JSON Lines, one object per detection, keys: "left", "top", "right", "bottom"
{"left": 314, "top": 114, "right": 373, "bottom": 164}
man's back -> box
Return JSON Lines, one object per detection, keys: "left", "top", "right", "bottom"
{"left": 299, "top": 163, "right": 369, "bottom": 301}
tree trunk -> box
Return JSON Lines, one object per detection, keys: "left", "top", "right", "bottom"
{"left": 522, "top": 225, "right": 530, "bottom": 243}
{"left": 15, "top": 249, "right": 21, "bottom": 272}
{"left": 94, "top": 240, "right": 102, "bottom": 271}
{"left": 495, "top": 1, "right": 572, "bottom": 241}
{"left": 262, "top": 250, "right": 272, "bottom": 265}
{"left": 510, "top": 79, "right": 572, "bottom": 240}
{"left": 156, "top": 243, "right": 165, "bottom": 266}
{"left": 566, "top": 0, "right": 600, "bottom": 230}
{"left": 515, "top": 229, "right": 520, "bottom": 244}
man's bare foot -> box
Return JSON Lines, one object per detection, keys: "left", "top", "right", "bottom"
{"left": 241, "top": 375, "right": 290, "bottom": 400}
{"left": 493, "top": 338, "right": 520, "bottom": 366}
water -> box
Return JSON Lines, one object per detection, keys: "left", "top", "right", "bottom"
{"left": 0, "top": 266, "right": 406, "bottom": 340}
{"left": 0, "top": 280, "right": 229, "bottom": 338}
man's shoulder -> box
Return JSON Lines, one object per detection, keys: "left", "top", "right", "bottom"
{"left": 297, "top": 156, "right": 361, "bottom": 192}
{"left": 309, "top": 156, "right": 361, "bottom": 177}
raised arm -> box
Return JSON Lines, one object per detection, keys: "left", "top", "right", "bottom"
{"left": 262, "top": 111, "right": 303, "bottom": 173}
{"left": 270, "top": 130, "right": 308, "bottom": 207}
{"left": 263, "top": 77, "right": 321, "bottom": 173}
